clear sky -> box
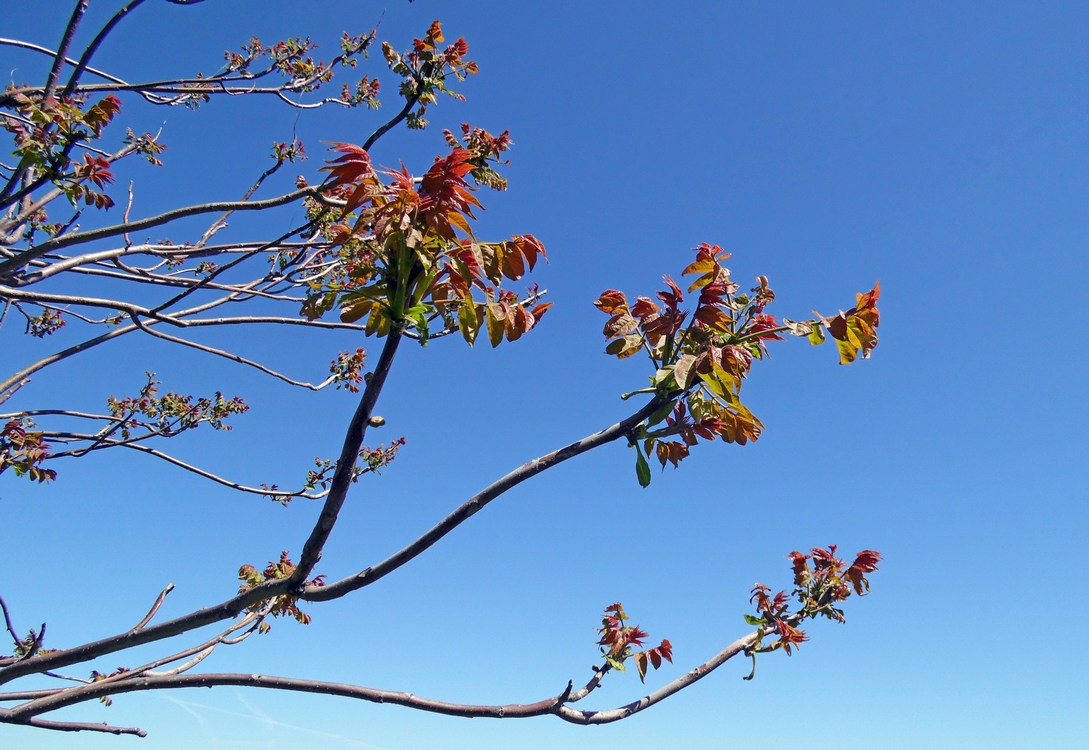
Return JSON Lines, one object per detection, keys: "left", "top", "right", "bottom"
{"left": 2, "top": 1, "right": 1087, "bottom": 749}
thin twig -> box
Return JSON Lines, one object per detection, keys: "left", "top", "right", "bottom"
{"left": 129, "top": 317, "right": 337, "bottom": 390}
{"left": 0, "top": 596, "right": 20, "bottom": 645}
{"left": 0, "top": 711, "right": 147, "bottom": 737}
{"left": 130, "top": 585, "right": 175, "bottom": 633}
{"left": 39, "top": 433, "right": 324, "bottom": 501}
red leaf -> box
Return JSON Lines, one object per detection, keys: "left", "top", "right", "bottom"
{"left": 630, "top": 296, "right": 659, "bottom": 318}
{"left": 844, "top": 549, "right": 882, "bottom": 595}
{"left": 657, "top": 639, "right": 673, "bottom": 663}
{"left": 530, "top": 302, "right": 552, "bottom": 321}
{"left": 322, "top": 143, "right": 374, "bottom": 188}
{"left": 512, "top": 234, "right": 546, "bottom": 271}
{"left": 594, "top": 290, "right": 628, "bottom": 314}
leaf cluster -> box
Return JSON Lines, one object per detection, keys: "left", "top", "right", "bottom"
{"left": 1, "top": 91, "right": 122, "bottom": 210}
{"left": 106, "top": 373, "right": 248, "bottom": 439}
{"left": 596, "top": 243, "right": 880, "bottom": 486}
{"left": 0, "top": 417, "right": 55, "bottom": 483}
{"left": 746, "top": 546, "right": 882, "bottom": 658}
{"left": 237, "top": 551, "right": 326, "bottom": 632}
{"left": 596, "top": 603, "right": 673, "bottom": 683}
{"left": 381, "top": 21, "right": 478, "bottom": 129}
{"left": 303, "top": 138, "right": 550, "bottom": 345}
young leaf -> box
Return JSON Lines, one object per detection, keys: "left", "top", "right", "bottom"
{"left": 635, "top": 446, "right": 652, "bottom": 488}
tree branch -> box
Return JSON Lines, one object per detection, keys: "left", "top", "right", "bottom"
{"left": 0, "top": 711, "right": 146, "bottom": 737}
{"left": 291, "top": 324, "right": 405, "bottom": 584}
{"left": 129, "top": 317, "right": 339, "bottom": 390}
{"left": 39, "top": 432, "right": 324, "bottom": 501}
{"left": 4, "top": 672, "right": 568, "bottom": 723}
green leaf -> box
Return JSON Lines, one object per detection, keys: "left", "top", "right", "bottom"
{"left": 457, "top": 301, "right": 479, "bottom": 345}
{"left": 742, "top": 651, "right": 757, "bottom": 681}
{"left": 635, "top": 447, "right": 652, "bottom": 488}
{"left": 485, "top": 302, "right": 504, "bottom": 348}
{"left": 651, "top": 366, "right": 676, "bottom": 392}
{"left": 743, "top": 614, "right": 766, "bottom": 627}
{"left": 405, "top": 305, "right": 431, "bottom": 344}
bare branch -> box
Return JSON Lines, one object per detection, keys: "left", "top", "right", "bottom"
{"left": 39, "top": 432, "right": 323, "bottom": 501}
{"left": 0, "top": 37, "right": 132, "bottom": 85}
{"left": 0, "top": 711, "right": 147, "bottom": 737}
{"left": 4, "top": 672, "right": 568, "bottom": 723}
{"left": 43, "top": 2, "right": 89, "bottom": 101}
{"left": 0, "top": 186, "right": 321, "bottom": 280}
{"left": 0, "top": 595, "right": 20, "bottom": 646}
{"left": 129, "top": 317, "right": 338, "bottom": 390}
{"left": 60, "top": 0, "right": 151, "bottom": 101}
{"left": 20, "top": 239, "right": 323, "bottom": 283}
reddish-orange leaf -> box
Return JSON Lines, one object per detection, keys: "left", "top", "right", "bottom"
{"left": 630, "top": 296, "right": 658, "bottom": 318}
{"left": 657, "top": 276, "right": 685, "bottom": 309}
{"left": 594, "top": 290, "right": 628, "bottom": 314}
{"left": 501, "top": 242, "right": 525, "bottom": 280}
{"left": 512, "top": 234, "right": 546, "bottom": 271}
{"left": 844, "top": 549, "right": 882, "bottom": 595}
{"left": 695, "top": 306, "right": 733, "bottom": 333}
{"left": 657, "top": 639, "right": 673, "bottom": 663}
{"left": 530, "top": 302, "right": 552, "bottom": 321}
{"left": 747, "top": 313, "right": 784, "bottom": 341}
{"left": 428, "top": 20, "right": 444, "bottom": 44}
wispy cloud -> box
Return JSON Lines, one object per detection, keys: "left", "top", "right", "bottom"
{"left": 159, "top": 691, "right": 393, "bottom": 750}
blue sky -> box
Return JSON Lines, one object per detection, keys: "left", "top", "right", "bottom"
{"left": 2, "top": 1, "right": 1087, "bottom": 748}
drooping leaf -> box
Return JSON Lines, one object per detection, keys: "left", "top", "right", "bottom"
{"left": 485, "top": 301, "right": 504, "bottom": 347}
{"left": 635, "top": 447, "right": 651, "bottom": 487}
{"left": 458, "top": 299, "right": 480, "bottom": 345}
{"left": 340, "top": 297, "right": 375, "bottom": 324}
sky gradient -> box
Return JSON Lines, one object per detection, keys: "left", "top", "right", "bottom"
{"left": 2, "top": 2, "right": 1087, "bottom": 748}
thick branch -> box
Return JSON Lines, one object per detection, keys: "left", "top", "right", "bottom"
{"left": 60, "top": 0, "right": 150, "bottom": 100}
{"left": 292, "top": 325, "right": 405, "bottom": 584}
{"left": 3, "top": 672, "right": 567, "bottom": 723}
{"left": 0, "top": 576, "right": 292, "bottom": 687}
